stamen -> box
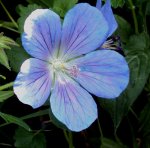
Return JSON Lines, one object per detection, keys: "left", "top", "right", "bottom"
{"left": 51, "top": 59, "right": 79, "bottom": 78}
{"left": 101, "top": 35, "right": 122, "bottom": 50}
{"left": 69, "top": 65, "right": 79, "bottom": 77}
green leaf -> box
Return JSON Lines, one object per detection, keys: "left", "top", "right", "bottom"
{"left": 0, "top": 74, "right": 6, "bottom": 80}
{"left": 145, "top": 77, "right": 150, "bottom": 92}
{"left": 146, "top": 2, "right": 150, "bottom": 15}
{"left": 139, "top": 100, "right": 150, "bottom": 147}
{"left": 0, "top": 21, "right": 18, "bottom": 33}
{"left": 17, "top": 4, "right": 42, "bottom": 33}
{"left": 21, "top": 109, "right": 49, "bottom": 120}
{"left": 0, "top": 109, "right": 49, "bottom": 127}
{"left": 125, "top": 32, "right": 150, "bottom": 53}
{"left": 110, "top": 0, "right": 125, "bottom": 8}
{"left": 52, "top": 0, "right": 78, "bottom": 18}
{"left": 0, "top": 33, "right": 18, "bottom": 70}
{"left": 0, "top": 21, "right": 16, "bottom": 28}
{"left": 139, "top": 100, "right": 150, "bottom": 136}
{"left": 0, "top": 33, "right": 18, "bottom": 49}
{"left": 14, "top": 127, "right": 46, "bottom": 148}
{"left": 0, "top": 91, "right": 14, "bottom": 102}
{"left": 115, "top": 15, "right": 132, "bottom": 43}
{"left": 5, "top": 44, "right": 30, "bottom": 72}
{"left": 101, "top": 138, "right": 127, "bottom": 148}
{"left": 26, "top": 0, "right": 78, "bottom": 17}
{"left": 26, "top": 0, "right": 53, "bottom": 8}
{"left": 0, "top": 49, "right": 10, "bottom": 70}
{"left": 0, "top": 112, "right": 31, "bottom": 131}
{"left": 99, "top": 33, "right": 150, "bottom": 131}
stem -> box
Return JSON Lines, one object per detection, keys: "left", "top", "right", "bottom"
{"left": 97, "top": 119, "right": 103, "bottom": 138}
{"left": 0, "top": 82, "right": 13, "bottom": 91}
{"left": 139, "top": 6, "right": 147, "bottom": 33}
{"left": 127, "top": 117, "right": 138, "bottom": 148}
{"left": 128, "top": 0, "right": 139, "bottom": 34}
{"left": 63, "top": 130, "right": 74, "bottom": 148}
{"left": 0, "top": 0, "right": 18, "bottom": 28}
{"left": 33, "top": 129, "right": 42, "bottom": 137}
{"left": 1, "top": 26, "right": 19, "bottom": 33}
{"left": 0, "top": 75, "right": 6, "bottom": 80}
{"left": 0, "top": 109, "right": 49, "bottom": 127}
{"left": 129, "top": 107, "right": 139, "bottom": 120}
{"left": 0, "top": 143, "right": 12, "bottom": 147}
{"left": 114, "top": 132, "right": 121, "bottom": 144}
{"left": 68, "top": 131, "right": 74, "bottom": 148}
{"left": 63, "top": 130, "right": 70, "bottom": 142}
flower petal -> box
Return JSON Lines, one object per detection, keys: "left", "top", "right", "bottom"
{"left": 14, "top": 58, "right": 52, "bottom": 108}
{"left": 69, "top": 50, "right": 129, "bottom": 98}
{"left": 60, "top": 3, "right": 108, "bottom": 60}
{"left": 101, "top": 0, "right": 118, "bottom": 37}
{"left": 22, "top": 9, "right": 61, "bottom": 61}
{"left": 96, "top": 0, "right": 102, "bottom": 9}
{"left": 50, "top": 74, "right": 97, "bottom": 131}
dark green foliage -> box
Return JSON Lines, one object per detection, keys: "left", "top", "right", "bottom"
{"left": 52, "top": 0, "right": 78, "bottom": 17}
{"left": 0, "top": 112, "right": 31, "bottom": 131}
{"left": 14, "top": 127, "right": 46, "bottom": 148}
{"left": 99, "top": 32, "right": 150, "bottom": 131}
{"left": 115, "top": 15, "right": 132, "bottom": 43}
{"left": 16, "top": 4, "right": 42, "bottom": 33}
{"left": 0, "top": 91, "right": 14, "bottom": 102}
{"left": 6, "top": 44, "right": 30, "bottom": 72}
{"left": 110, "top": 0, "right": 125, "bottom": 8}
{"left": 101, "top": 138, "right": 128, "bottom": 148}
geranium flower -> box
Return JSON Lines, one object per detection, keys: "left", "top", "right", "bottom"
{"left": 14, "top": 1, "right": 129, "bottom": 131}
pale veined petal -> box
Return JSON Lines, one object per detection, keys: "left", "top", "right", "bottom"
{"left": 50, "top": 73, "right": 97, "bottom": 131}
{"left": 22, "top": 9, "right": 61, "bottom": 61}
{"left": 96, "top": 0, "right": 102, "bottom": 9}
{"left": 14, "top": 58, "right": 52, "bottom": 108}
{"left": 69, "top": 50, "right": 129, "bottom": 98}
{"left": 100, "top": 0, "right": 118, "bottom": 37}
{"left": 60, "top": 3, "right": 108, "bottom": 60}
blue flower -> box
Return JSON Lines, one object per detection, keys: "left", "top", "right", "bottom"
{"left": 14, "top": 1, "right": 129, "bottom": 132}
{"left": 96, "top": 0, "right": 118, "bottom": 37}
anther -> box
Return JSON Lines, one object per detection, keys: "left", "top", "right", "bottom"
{"left": 101, "top": 35, "right": 122, "bottom": 50}
{"left": 69, "top": 65, "right": 79, "bottom": 77}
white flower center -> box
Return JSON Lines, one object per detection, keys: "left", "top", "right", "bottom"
{"left": 52, "top": 59, "right": 64, "bottom": 71}
{"left": 51, "top": 59, "right": 79, "bottom": 78}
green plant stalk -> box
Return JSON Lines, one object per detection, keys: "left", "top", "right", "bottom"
{"left": 0, "top": 143, "right": 12, "bottom": 147}
{"left": 0, "top": 109, "right": 49, "bottom": 128}
{"left": 0, "top": 82, "right": 13, "bottom": 91}
{"left": 0, "top": 0, "right": 18, "bottom": 28}
{"left": 1, "top": 26, "right": 19, "bottom": 33}
{"left": 139, "top": 6, "right": 147, "bottom": 33}
{"left": 68, "top": 131, "right": 74, "bottom": 148}
{"left": 97, "top": 119, "right": 103, "bottom": 138}
{"left": 63, "top": 130, "right": 70, "bottom": 142}
{"left": 127, "top": 117, "right": 138, "bottom": 148}
{"left": 114, "top": 132, "right": 122, "bottom": 144}
{"left": 63, "top": 130, "right": 74, "bottom": 148}
{"left": 0, "top": 75, "right": 6, "bottom": 80}
{"left": 128, "top": 0, "right": 139, "bottom": 34}
{"left": 129, "top": 107, "right": 139, "bottom": 120}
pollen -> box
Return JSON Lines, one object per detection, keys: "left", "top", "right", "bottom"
{"left": 52, "top": 59, "right": 65, "bottom": 71}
